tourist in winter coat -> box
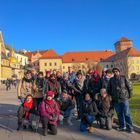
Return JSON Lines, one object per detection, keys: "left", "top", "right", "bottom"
{"left": 39, "top": 91, "right": 60, "bottom": 136}
{"left": 17, "top": 94, "right": 33, "bottom": 131}
{"left": 107, "top": 67, "right": 133, "bottom": 133}
{"left": 80, "top": 93, "right": 98, "bottom": 133}
{"left": 68, "top": 66, "right": 75, "bottom": 83}
{"left": 73, "top": 70, "right": 85, "bottom": 119}
{"left": 59, "top": 90, "right": 75, "bottom": 125}
{"left": 33, "top": 71, "right": 45, "bottom": 111}
{"left": 102, "top": 69, "right": 113, "bottom": 89}
{"left": 97, "top": 88, "right": 114, "bottom": 130}
{"left": 88, "top": 70, "right": 102, "bottom": 100}
{"left": 45, "top": 74, "right": 61, "bottom": 100}
{"left": 17, "top": 70, "right": 34, "bottom": 103}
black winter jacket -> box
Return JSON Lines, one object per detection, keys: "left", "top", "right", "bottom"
{"left": 81, "top": 100, "right": 98, "bottom": 119}
{"left": 107, "top": 75, "right": 132, "bottom": 102}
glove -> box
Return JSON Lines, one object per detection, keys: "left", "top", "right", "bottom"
{"left": 50, "top": 114, "right": 56, "bottom": 121}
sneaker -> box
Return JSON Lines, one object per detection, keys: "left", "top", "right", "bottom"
{"left": 117, "top": 127, "right": 126, "bottom": 131}
{"left": 126, "top": 128, "right": 135, "bottom": 134}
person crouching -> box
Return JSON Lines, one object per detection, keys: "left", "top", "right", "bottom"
{"left": 80, "top": 93, "right": 98, "bottom": 133}
{"left": 97, "top": 88, "right": 114, "bottom": 130}
{"left": 17, "top": 94, "right": 33, "bottom": 131}
{"left": 39, "top": 91, "right": 60, "bottom": 136}
{"left": 59, "top": 90, "right": 75, "bottom": 126}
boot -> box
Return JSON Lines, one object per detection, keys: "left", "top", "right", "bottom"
{"left": 43, "top": 128, "right": 48, "bottom": 136}
{"left": 88, "top": 126, "right": 95, "bottom": 133}
{"left": 17, "top": 122, "right": 22, "bottom": 131}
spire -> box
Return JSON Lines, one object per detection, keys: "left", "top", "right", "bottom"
{"left": 0, "top": 31, "right": 4, "bottom": 43}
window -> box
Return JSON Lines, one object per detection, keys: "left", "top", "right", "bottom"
{"left": 44, "top": 63, "right": 47, "bottom": 66}
{"left": 54, "top": 62, "right": 57, "bottom": 66}
{"left": 137, "top": 60, "right": 139, "bottom": 64}
{"left": 111, "top": 64, "right": 113, "bottom": 68}
{"left": 50, "top": 62, "right": 52, "bottom": 66}
{"left": 63, "top": 66, "right": 65, "bottom": 69}
{"left": 106, "top": 64, "right": 109, "bottom": 68}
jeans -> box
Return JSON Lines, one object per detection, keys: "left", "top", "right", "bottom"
{"left": 80, "top": 115, "right": 94, "bottom": 132}
{"left": 19, "top": 97, "right": 25, "bottom": 103}
{"left": 114, "top": 100, "right": 133, "bottom": 130}
{"left": 75, "top": 94, "right": 82, "bottom": 118}
{"left": 64, "top": 108, "right": 72, "bottom": 118}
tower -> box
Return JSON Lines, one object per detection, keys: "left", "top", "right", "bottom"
{"left": 114, "top": 37, "right": 133, "bottom": 53}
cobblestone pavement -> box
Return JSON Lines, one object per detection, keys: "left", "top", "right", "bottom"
{"left": 0, "top": 84, "right": 140, "bottom": 140}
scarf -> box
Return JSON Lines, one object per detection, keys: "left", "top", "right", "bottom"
{"left": 84, "top": 99, "right": 92, "bottom": 108}
{"left": 23, "top": 100, "right": 33, "bottom": 118}
{"left": 76, "top": 77, "right": 85, "bottom": 90}
{"left": 45, "top": 99, "right": 54, "bottom": 105}
{"left": 23, "top": 77, "right": 32, "bottom": 83}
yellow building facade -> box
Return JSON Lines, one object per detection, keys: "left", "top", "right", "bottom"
{"left": 39, "top": 58, "right": 62, "bottom": 74}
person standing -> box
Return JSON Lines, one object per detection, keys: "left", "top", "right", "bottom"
{"left": 33, "top": 71, "right": 45, "bottom": 111}
{"left": 73, "top": 71, "right": 85, "bottom": 119}
{"left": 88, "top": 70, "right": 102, "bottom": 100}
{"left": 17, "top": 70, "right": 34, "bottom": 103}
{"left": 102, "top": 69, "right": 113, "bottom": 89}
{"left": 107, "top": 67, "right": 134, "bottom": 133}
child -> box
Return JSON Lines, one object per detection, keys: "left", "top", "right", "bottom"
{"left": 17, "top": 94, "right": 33, "bottom": 131}
{"left": 98, "top": 88, "right": 114, "bottom": 130}
{"left": 80, "top": 93, "right": 98, "bottom": 133}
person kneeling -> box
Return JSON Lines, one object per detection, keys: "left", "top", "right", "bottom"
{"left": 59, "top": 90, "right": 75, "bottom": 126}
{"left": 17, "top": 94, "right": 33, "bottom": 131}
{"left": 80, "top": 93, "right": 98, "bottom": 133}
{"left": 97, "top": 89, "right": 114, "bottom": 130}
{"left": 39, "top": 91, "right": 60, "bottom": 136}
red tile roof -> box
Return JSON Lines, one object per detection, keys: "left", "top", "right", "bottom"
{"left": 119, "top": 37, "right": 130, "bottom": 42}
{"left": 41, "top": 49, "right": 60, "bottom": 59}
{"left": 25, "top": 50, "right": 48, "bottom": 60}
{"left": 62, "top": 50, "right": 114, "bottom": 63}
{"left": 102, "top": 47, "right": 140, "bottom": 62}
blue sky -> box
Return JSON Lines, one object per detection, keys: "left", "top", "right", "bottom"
{"left": 0, "top": 0, "right": 140, "bottom": 54}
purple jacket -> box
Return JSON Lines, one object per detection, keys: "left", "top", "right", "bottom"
{"left": 39, "top": 100, "right": 60, "bottom": 126}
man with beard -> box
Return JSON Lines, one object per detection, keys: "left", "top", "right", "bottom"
{"left": 107, "top": 67, "right": 134, "bottom": 133}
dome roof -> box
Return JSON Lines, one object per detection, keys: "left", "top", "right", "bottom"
{"left": 8, "top": 57, "right": 18, "bottom": 63}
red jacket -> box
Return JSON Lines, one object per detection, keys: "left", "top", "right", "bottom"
{"left": 39, "top": 99, "right": 60, "bottom": 126}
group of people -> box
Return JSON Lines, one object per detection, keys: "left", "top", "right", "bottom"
{"left": 17, "top": 66, "right": 134, "bottom": 136}
{"left": 4, "top": 79, "right": 18, "bottom": 90}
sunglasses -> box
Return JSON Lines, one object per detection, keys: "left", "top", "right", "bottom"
{"left": 113, "top": 70, "right": 119, "bottom": 73}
